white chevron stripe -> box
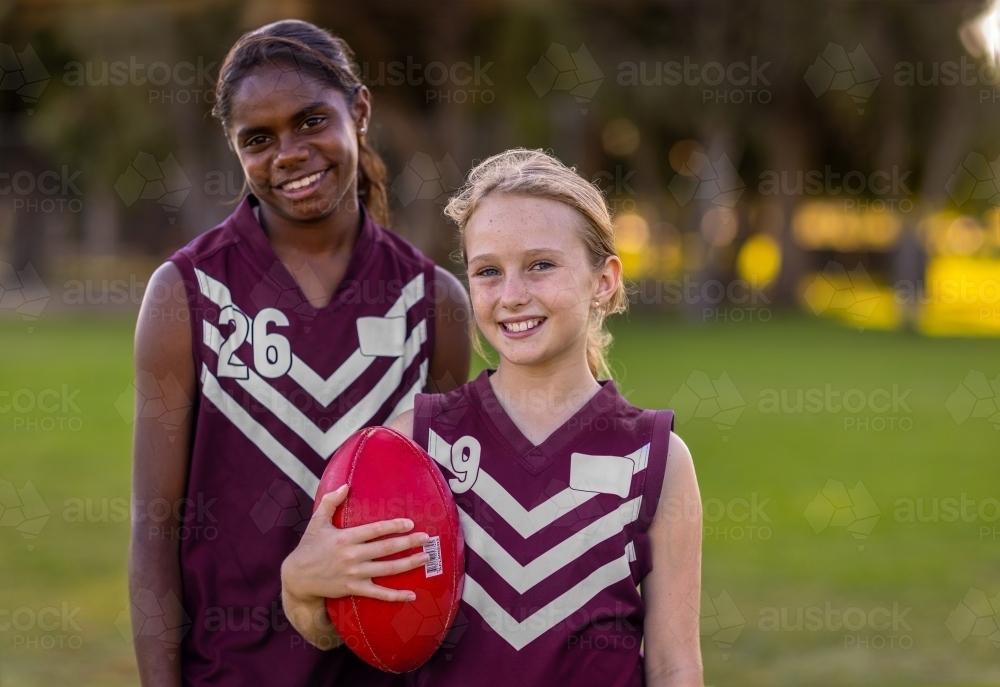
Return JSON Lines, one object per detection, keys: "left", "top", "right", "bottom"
{"left": 460, "top": 497, "right": 641, "bottom": 593}
{"left": 288, "top": 349, "right": 369, "bottom": 407}
{"left": 203, "top": 319, "right": 223, "bottom": 351}
{"left": 200, "top": 364, "right": 319, "bottom": 497}
{"left": 203, "top": 319, "right": 427, "bottom": 459}
{"left": 462, "top": 554, "right": 633, "bottom": 651}
{"left": 194, "top": 268, "right": 425, "bottom": 408}
{"left": 428, "top": 430, "right": 649, "bottom": 538}
{"left": 286, "top": 274, "right": 425, "bottom": 406}
{"left": 195, "top": 268, "right": 235, "bottom": 310}
{"left": 386, "top": 360, "right": 428, "bottom": 423}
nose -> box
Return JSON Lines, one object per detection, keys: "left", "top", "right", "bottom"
{"left": 499, "top": 272, "right": 530, "bottom": 311}
{"left": 274, "top": 133, "right": 309, "bottom": 170}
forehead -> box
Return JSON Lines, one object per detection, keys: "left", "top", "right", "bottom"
{"left": 464, "top": 194, "right": 587, "bottom": 257}
{"left": 229, "top": 63, "right": 348, "bottom": 125}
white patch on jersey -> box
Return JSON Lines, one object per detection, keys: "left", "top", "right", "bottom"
{"left": 356, "top": 316, "right": 407, "bottom": 357}
{"left": 569, "top": 453, "right": 636, "bottom": 497}
{"left": 428, "top": 429, "right": 648, "bottom": 537}
{"left": 462, "top": 554, "right": 633, "bottom": 651}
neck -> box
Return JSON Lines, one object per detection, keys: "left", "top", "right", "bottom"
{"left": 257, "top": 198, "right": 362, "bottom": 256}
{"left": 490, "top": 341, "right": 602, "bottom": 426}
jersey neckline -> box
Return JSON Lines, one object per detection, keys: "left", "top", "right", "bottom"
{"left": 229, "top": 194, "right": 377, "bottom": 315}
{"left": 469, "top": 369, "right": 621, "bottom": 474}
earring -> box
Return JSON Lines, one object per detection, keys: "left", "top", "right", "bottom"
{"left": 359, "top": 124, "right": 368, "bottom": 134}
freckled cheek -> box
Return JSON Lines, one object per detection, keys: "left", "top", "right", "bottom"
{"left": 469, "top": 284, "right": 499, "bottom": 326}
{"left": 539, "top": 275, "right": 589, "bottom": 313}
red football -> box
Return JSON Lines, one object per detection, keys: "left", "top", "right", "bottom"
{"left": 313, "top": 426, "right": 465, "bottom": 673}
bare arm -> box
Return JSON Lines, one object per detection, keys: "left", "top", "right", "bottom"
{"left": 129, "top": 261, "right": 195, "bottom": 687}
{"left": 427, "top": 266, "right": 471, "bottom": 393}
{"left": 280, "top": 410, "right": 426, "bottom": 649}
{"left": 642, "top": 432, "right": 704, "bottom": 687}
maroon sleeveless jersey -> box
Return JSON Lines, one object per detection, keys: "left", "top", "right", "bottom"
{"left": 168, "top": 196, "right": 435, "bottom": 686}
{"left": 410, "top": 371, "right": 673, "bottom": 687}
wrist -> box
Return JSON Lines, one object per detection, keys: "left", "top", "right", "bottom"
{"left": 280, "top": 554, "right": 314, "bottom": 605}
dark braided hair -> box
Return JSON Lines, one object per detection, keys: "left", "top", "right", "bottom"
{"left": 212, "top": 19, "right": 389, "bottom": 226}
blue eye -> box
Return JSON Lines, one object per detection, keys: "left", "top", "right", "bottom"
{"left": 476, "top": 267, "right": 500, "bottom": 277}
{"left": 531, "top": 261, "right": 555, "bottom": 271}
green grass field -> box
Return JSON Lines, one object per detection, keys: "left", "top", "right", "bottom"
{"left": 1, "top": 312, "right": 998, "bottom": 686}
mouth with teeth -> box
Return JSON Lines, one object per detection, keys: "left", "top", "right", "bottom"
{"left": 500, "top": 317, "right": 546, "bottom": 337}
{"left": 277, "top": 168, "right": 329, "bottom": 198}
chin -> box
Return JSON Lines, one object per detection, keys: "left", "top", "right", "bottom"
{"left": 496, "top": 344, "right": 550, "bottom": 368}
{"left": 279, "top": 196, "right": 337, "bottom": 222}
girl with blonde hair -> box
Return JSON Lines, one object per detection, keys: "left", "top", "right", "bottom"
{"left": 283, "top": 148, "right": 704, "bottom": 686}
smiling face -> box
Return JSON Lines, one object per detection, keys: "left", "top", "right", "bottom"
{"left": 226, "top": 62, "right": 369, "bottom": 223}
{"left": 465, "top": 194, "right": 621, "bottom": 372}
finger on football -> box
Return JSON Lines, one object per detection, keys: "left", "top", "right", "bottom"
{"left": 357, "top": 531, "right": 429, "bottom": 560}
{"left": 349, "top": 517, "right": 417, "bottom": 543}
{"left": 361, "top": 551, "right": 430, "bottom": 578}
{"left": 356, "top": 581, "right": 417, "bottom": 603}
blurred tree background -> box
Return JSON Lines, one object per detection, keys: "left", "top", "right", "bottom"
{"left": 2, "top": 0, "right": 1000, "bottom": 334}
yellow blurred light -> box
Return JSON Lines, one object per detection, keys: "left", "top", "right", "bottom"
{"left": 614, "top": 213, "right": 650, "bottom": 253}
{"left": 736, "top": 233, "right": 782, "bottom": 284}
{"left": 944, "top": 216, "right": 986, "bottom": 255}
{"left": 661, "top": 242, "right": 682, "bottom": 276}
{"left": 798, "top": 270, "right": 900, "bottom": 330}
{"left": 919, "top": 255, "right": 1000, "bottom": 336}
{"left": 602, "top": 118, "right": 641, "bottom": 157}
{"left": 918, "top": 211, "right": 956, "bottom": 255}
{"left": 792, "top": 201, "right": 902, "bottom": 252}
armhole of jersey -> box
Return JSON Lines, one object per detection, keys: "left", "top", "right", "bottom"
{"left": 167, "top": 253, "right": 204, "bottom": 379}
{"left": 639, "top": 409, "right": 674, "bottom": 530}
{"left": 412, "top": 392, "right": 434, "bottom": 453}
{"left": 423, "top": 263, "right": 438, "bottom": 377}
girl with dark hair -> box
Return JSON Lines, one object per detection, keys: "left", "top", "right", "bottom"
{"left": 129, "top": 19, "right": 471, "bottom": 687}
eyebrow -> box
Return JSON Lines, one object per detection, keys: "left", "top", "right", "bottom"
{"left": 235, "top": 101, "right": 328, "bottom": 140}
{"left": 467, "top": 247, "right": 567, "bottom": 264}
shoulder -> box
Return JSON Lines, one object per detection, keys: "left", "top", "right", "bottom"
{"left": 666, "top": 431, "right": 693, "bottom": 475}
{"left": 135, "top": 261, "right": 194, "bottom": 367}
{"left": 141, "top": 260, "right": 189, "bottom": 315}
{"left": 661, "top": 431, "right": 697, "bottom": 503}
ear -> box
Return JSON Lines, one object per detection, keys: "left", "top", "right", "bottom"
{"left": 352, "top": 85, "right": 372, "bottom": 134}
{"left": 593, "top": 255, "right": 622, "bottom": 306}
